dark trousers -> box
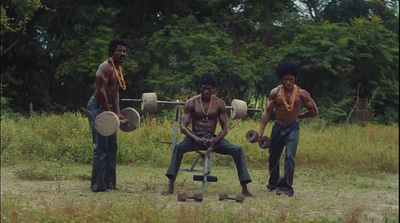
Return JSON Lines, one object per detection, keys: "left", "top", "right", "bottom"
{"left": 166, "top": 132, "right": 252, "bottom": 184}
{"left": 267, "top": 122, "right": 299, "bottom": 196}
{"left": 87, "top": 97, "right": 118, "bottom": 192}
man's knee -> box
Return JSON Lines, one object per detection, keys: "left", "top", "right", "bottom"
{"left": 231, "top": 144, "right": 244, "bottom": 155}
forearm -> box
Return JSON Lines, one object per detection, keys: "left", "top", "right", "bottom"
{"left": 298, "top": 108, "right": 318, "bottom": 119}
{"left": 113, "top": 90, "right": 121, "bottom": 115}
{"left": 259, "top": 111, "right": 270, "bottom": 137}
{"left": 214, "top": 129, "right": 228, "bottom": 143}
{"left": 96, "top": 90, "right": 111, "bottom": 111}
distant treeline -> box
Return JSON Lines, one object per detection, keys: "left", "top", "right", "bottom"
{"left": 1, "top": 0, "right": 398, "bottom": 123}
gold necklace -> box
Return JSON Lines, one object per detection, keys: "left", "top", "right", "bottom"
{"left": 200, "top": 95, "right": 213, "bottom": 120}
{"left": 109, "top": 58, "right": 126, "bottom": 90}
{"left": 280, "top": 84, "right": 297, "bottom": 111}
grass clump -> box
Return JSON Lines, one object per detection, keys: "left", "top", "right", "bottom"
{"left": 1, "top": 112, "right": 398, "bottom": 174}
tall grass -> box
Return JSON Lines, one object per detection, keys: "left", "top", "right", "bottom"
{"left": 1, "top": 112, "right": 398, "bottom": 173}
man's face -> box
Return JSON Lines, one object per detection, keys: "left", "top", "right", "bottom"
{"left": 200, "top": 84, "right": 214, "bottom": 98}
{"left": 112, "top": 45, "right": 126, "bottom": 63}
{"left": 281, "top": 74, "right": 295, "bottom": 90}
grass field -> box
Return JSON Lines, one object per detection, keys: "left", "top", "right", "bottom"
{"left": 1, "top": 112, "right": 399, "bottom": 222}
{"left": 1, "top": 163, "right": 398, "bottom": 222}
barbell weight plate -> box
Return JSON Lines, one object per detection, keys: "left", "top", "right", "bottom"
{"left": 119, "top": 107, "right": 140, "bottom": 132}
{"left": 230, "top": 99, "right": 247, "bottom": 120}
{"left": 95, "top": 111, "right": 120, "bottom": 136}
{"left": 246, "top": 130, "right": 259, "bottom": 143}
{"left": 141, "top": 92, "right": 157, "bottom": 113}
{"left": 258, "top": 136, "right": 271, "bottom": 149}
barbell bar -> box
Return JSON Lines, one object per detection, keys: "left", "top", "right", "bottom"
{"left": 122, "top": 92, "right": 261, "bottom": 120}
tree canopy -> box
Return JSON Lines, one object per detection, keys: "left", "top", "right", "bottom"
{"left": 1, "top": 0, "right": 398, "bottom": 123}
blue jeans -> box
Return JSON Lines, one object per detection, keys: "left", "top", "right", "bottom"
{"left": 267, "top": 122, "right": 300, "bottom": 196}
{"left": 87, "top": 97, "right": 118, "bottom": 192}
{"left": 166, "top": 132, "right": 252, "bottom": 184}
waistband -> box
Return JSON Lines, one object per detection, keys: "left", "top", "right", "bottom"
{"left": 193, "top": 132, "right": 216, "bottom": 137}
{"left": 273, "top": 121, "right": 299, "bottom": 129}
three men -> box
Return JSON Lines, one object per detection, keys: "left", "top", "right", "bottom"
{"left": 87, "top": 39, "right": 127, "bottom": 192}
{"left": 163, "top": 72, "right": 253, "bottom": 197}
{"left": 258, "top": 61, "right": 318, "bottom": 197}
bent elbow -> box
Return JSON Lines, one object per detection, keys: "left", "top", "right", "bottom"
{"left": 313, "top": 109, "right": 319, "bottom": 117}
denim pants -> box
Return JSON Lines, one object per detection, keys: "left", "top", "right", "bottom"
{"left": 165, "top": 132, "right": 252, "bottom": 184}
{"left": 267, "top": 122, "right": 300, "bottom": 196}
{"left": 87, "top": 97, "right": 118, "bottom": 192}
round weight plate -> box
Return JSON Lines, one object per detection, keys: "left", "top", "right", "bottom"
{"left": 231, "top": 99, "right": 247, "bottom": 119}
{"left": 258, "top": 136, "right": 271, "bottom": 149}
{"left": 246, "top": 130, "right": 259, "bottom": 143}
{"left": 120, "top": 107, "right": 140, "bottom": 132}
{"left": 141, "top": 92, "right": 157, "bottom": 112}
{"left": 95, "top": 111, "right": 120, "bottom": 136}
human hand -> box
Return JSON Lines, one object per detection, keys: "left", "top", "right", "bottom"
{"left": 117, "top": 114, "right": 126, "bottom": 122}
{"left": 201, "top": 134, "right": 214, "bottom": 148}
{"left": 258, "top": 132, "right": 264, "bottom": 142}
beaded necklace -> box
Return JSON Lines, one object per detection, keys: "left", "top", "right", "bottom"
{"left": 280, "top": 84, "right": 297, "bottom": 111}
{"left": 200, "top": 95, "right": 213, "bottom": 120}
{"left": 109, "top": 58, "right": 126, "bottom": 90}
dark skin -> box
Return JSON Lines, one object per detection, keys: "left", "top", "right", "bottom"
{"left": 93, "top": 45, "right": 126, "bottom": 120}
{"left": 163, "top": 84, "right": 253, "bottom": 197}
{"left": 258, "top": 74, "right": 318, "bottom": 141}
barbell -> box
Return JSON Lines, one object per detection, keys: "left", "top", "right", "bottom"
{"left": 122, "top": 92, "right": 261, "bottom": 120}
{"left": 95, "top": 107, "right": 140, "bottom": 136}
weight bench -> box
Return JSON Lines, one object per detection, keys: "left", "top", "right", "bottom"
{"left": 179, "top": 146, "right": 218, "bottom": 193}
{"left": 163, "top": 102, "right": 218, "bottom": 193}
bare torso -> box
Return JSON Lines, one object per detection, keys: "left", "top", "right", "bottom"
{"left": 189, "top": 95, "right": 222, "bottom": 133}
{"left": 273, "top": 85, "right": 303, "bottom": 125}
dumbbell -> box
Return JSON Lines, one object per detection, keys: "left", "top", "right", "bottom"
{"left": 121, "top": 92, "right": 261, "bottom": 119}
{"left": 177, "top": 192, "right": 203, "bottom": 202}
{"left": 95, "top": 107, "right": 140, "bottom": 136}
{"left": 245, "top": 130, "right": 271, "bottom": 149}
{"left": 218, "top": 193, "right": 245, "bottom": 202}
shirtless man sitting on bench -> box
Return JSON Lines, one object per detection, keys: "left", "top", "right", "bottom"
{"left": 162, "top": 72, "right": 253, "bottom": 197}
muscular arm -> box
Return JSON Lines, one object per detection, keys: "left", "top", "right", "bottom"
{"left": 213, "top": 100, "right": 228, "bottom": 143}
{"left": 298, "top": 90, "right": 318, "bottom": 119}
{"left": 180, "top": 99, "right": 202, "bottom": 143}
{"left": 259, "top": 89, "right": 277, "bottom": 138}
{"left": 95, "top": 66, "right": 111, "bottom": 111}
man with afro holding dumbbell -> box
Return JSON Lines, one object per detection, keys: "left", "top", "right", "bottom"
{"left": 258, "top": 61, "right": 318, "bottom": 197}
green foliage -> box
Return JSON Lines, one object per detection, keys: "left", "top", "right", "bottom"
{"left": 0, "top": 0, "right": 398, "bottom": 123}
{"left": 1, "top": 112, "right": 398, "bottom": 174}
{"left": 0, "top": 0, "right": 43, "bottom": 36}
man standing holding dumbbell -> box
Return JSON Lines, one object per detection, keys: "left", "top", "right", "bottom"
{"left": 162, "top": 72, "right": 253, "bottom": 197}
{"left": 258, "top": 61, "right": 318, "bottom": 197}
{"left": 86, "top": 39, "right": 127, "bottom": 192}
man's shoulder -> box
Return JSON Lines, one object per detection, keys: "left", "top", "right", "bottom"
{"left": 185, "top": 95, "right": 200, "bottom": 105}
{"left": 212, "top": 96, "right": 226, "bottom": 105}
{"left": 269, "top": 86, "right": 280, "bottom": 96}
{"left": 296, "top": 86, "right": 312, "bottom": 99}
{"left": 97, "top": 60, "right": 112, "bottom": 75}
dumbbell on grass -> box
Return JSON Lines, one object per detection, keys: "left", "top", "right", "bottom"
{"left": 245, "top": 130, "right": 271, "bottom": 149}
{"left": 177, "top": 192, "right": 203, "bottom": 202}
{"left": 219, "top": 193, "right": 245, "bottom": 203}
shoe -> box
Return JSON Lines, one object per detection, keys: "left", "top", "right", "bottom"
{"left": 267, "top": 189, "right": 274, "bottom": 192}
